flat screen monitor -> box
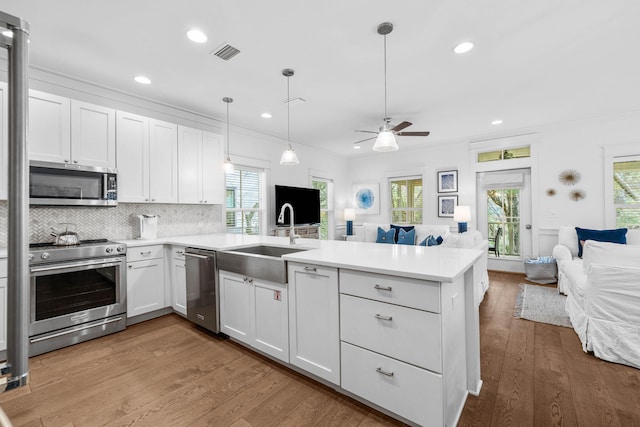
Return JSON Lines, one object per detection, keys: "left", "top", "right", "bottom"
{"left": 275, "top": 185, "right": 320, "bottom": 226}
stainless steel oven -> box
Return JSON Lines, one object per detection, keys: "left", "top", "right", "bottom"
{"left": 29, "top": 240, "right": 127, "bottom": 356}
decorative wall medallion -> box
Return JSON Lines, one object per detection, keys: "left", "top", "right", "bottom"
{"left": 546, "top": 188, "right": 557, "bottom": 196}
{"left": 559, "top": 169, "right": 581, "bottom": 186}
{"left": 569, "top": 189, "right": 586, "bottom": 201}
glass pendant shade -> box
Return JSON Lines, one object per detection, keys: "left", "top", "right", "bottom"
{"left": 280, "top": 144, "right": 299, "bottom": 165}
{"left": 372, "top": 130, "right": 399, "bottom": 152}
{"left": 223, "top": 157, "right": 235, "bottom": 174}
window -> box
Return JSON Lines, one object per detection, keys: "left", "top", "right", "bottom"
{"left": 613, "top": 159, "right": 640, "bottom": 229}
{"left": 477, "top": 146, "right": 530, "bottom": 163}
{"left": 487, "top": 188, "right": 520, "bottom": 257}
{"left": 311, "top": 177, "right": 333, "bottom": 239}
{"left": 390, "top": 177, "right": 422, "bottom": 224}
{"left": 225, "top": 166, "right": 265, "bottom": 234}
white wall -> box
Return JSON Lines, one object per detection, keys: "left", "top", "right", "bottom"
{"left": 346, "top": 112, "right": 640, "bottom": 261}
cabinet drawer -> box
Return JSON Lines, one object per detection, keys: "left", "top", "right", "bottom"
{"left": 341, "top": 342, "right": 443, "bottom": 427}
{"left": 340, "top": 269, "right": 440, "bottom": 313}
{"left": 340, "top": 294, "right": 441, "bottom": 372}
{"left": 0, "top": 258, "right": 6, "bottom": 278}
{"left": 127, "top": 245, "right": 164, "bottom": 262}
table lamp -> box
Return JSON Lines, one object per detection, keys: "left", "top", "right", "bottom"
{"left": 453, "top": 205, "right": 471, "bottom": 233}
{"left": 344, "top": 208, "right": 356, "bottom": 236}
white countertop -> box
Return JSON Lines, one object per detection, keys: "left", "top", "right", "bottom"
{"left": 116, "top": 233, "right": 481, "bottom": 283}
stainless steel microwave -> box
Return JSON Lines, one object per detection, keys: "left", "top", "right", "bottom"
{"left": 29, "top": 161, "right": 118, "bottom": 206}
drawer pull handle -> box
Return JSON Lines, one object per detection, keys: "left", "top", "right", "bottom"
{"left": 374, "top": 314, "right": 393, "bottom": 321}
{"left": 376, "top": 367, "right": 394, "bottom": 377}
{"left": 140, "top": 251, "right": 152, "bottom": 256}
{"left": 304, "top": 266, "right": 316, "bottom": 272}
{"left": 374, "top": 284, "right": 392, "bottom": 292}
{"left": 176, "top": 251, "right": 184, "bottom": 254}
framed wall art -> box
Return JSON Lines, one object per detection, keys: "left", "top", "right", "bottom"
{"left": 437, "top": 170, "right": 458, "bottom": 193}
{"left": 353, "top": 183, "right": 380, "bottom": 215}
{"left": 438, "top": 195, "right": 458, "bottom": 218}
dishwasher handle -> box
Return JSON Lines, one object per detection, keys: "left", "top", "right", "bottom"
{"left": 184, "top": 252, "right": 210, "bottom": 260}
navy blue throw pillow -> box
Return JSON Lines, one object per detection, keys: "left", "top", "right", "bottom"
{"left": 390, "top": 224, "right": 415, "bottom": 243}
{"left": 575, "top": 227, "right": 627, "bottom": 258}
{"left": 376, "top": 227, "right": 396, "bottom": 244}
{"left": 418, "top": 234, "right": 442, "bottom": 246}
{"left": 396, "top": 228, "right": 416, "bottom": 245}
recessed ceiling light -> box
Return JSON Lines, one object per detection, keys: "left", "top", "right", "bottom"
{"left": 261, "top": 112, "right": 272, "bottom": 119}
{"left": 134, "top": 75, "right": 151, "bottom": 85}
{"left": 187, "top": 29, "right": 207, "bottom": 44}
{"left": 353, "top": 146, "right": 361, "bottom": 150}
{"left": 453, "top": 42, "right": 474, "bottom": 54}
{"left": 491, "top": 119, "right": 503, "bottom": 125}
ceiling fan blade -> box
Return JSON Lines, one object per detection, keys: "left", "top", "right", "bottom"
{"left": 396, "top": 131, "right": 430, "bottom": 137}
{"left": 353, "top": 136, "right": 377, "bottom": 145}
{"left": 354, "top": 130, "right": 378, "bottom": 134}
{"left": 391, "top": 121, "right": 412, "bottom": 132}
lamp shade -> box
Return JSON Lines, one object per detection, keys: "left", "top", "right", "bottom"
{"left": 223, "top": 157, "right": 235, "bottom": 174}
{"left": 453, "top": 205, "right": 471, "bottom": 222}
{"left": 280, "top": 145, "right": 299, "bottom": 165}
{"left": 343, "top": 208, "right": 356, "bottom": 221}
{"left": 372, "top": 130, "right": 398, "bottom": 152}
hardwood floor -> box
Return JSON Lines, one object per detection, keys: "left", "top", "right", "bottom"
{"left": 1, "top": 271, "right": 639, "bottom": 426}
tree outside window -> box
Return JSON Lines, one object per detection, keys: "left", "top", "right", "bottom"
{"left": 390, "top": 177, "right": 422, "bottom": 224}
{"left": 312, "top": 177, "right": 333, "bottom": 239}
{"left": 487, "top": 188, "right": 520, "bottom": 257}
{"left": 226, "top": 167, "right": 264, "bottom": 235}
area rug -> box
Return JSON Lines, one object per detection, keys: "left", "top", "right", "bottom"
{"left": 514, "top": 284, "right": 572, "bottom": 328}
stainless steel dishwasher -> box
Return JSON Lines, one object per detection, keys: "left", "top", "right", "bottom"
{"left": 184, "top": 248, "right": 219, "bottom": 333}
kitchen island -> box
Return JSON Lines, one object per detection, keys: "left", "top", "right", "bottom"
{"left": 117, "top": 233, "right": 483, "bottom": 426}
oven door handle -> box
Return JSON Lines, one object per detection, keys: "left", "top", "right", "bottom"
{"left": 30, "top": 258, "right": 123, "bottom": 273}
{"left": 30, "top": 316, "right": 123, "bottom": 343}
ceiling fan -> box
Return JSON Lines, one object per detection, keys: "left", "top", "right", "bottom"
{"left": 354, "top": 22, "right": 430, "bottom": 151}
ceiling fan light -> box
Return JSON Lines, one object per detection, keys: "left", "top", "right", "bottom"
{"left": 280, "top": 145, "right": 300, "bottom": 165}
{"left": 372, "top": 130, "right": 399, "bottom": 152}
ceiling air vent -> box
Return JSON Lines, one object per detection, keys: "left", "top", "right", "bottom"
{"left": 211, "top": 42, "right": 241, "bottom": 61}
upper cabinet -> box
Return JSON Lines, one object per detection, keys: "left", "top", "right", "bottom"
{"left": 28, "top": 90, "right": 116, "bottom": 168}
{"left": 0, "top": 82, "right": 7, "bottom": 199}
{"left": 116, "top": 111, "right": 178, "bottom": 203}
{"left": 177, "top": 126, "right": 224, "bottom": 205}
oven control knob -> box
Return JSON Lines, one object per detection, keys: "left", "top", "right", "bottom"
{"left": 41, "top": 252, "right": 50, "bottom": 260}
{"left": 28, "top": 253, "right": 34, "bottom": 261}
{"left": 116, "top": 245, "right": 125, "bottom": 253}
{"left": 106, "top": 247, "right": 114, "bottom": 253}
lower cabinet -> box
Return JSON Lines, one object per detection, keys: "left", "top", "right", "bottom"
{"left": 0, "top": 258, "right": 7, "bottom": 351}
{"left": 126, "top": 245, "right": 166, "bottom": 318}
{"left": 287, "top": 262, "right": 340, "bottom": 385}
{"left": 219, "top": 270, "right": 289, "bottom": 363}
{"left": 169, "top": 246, "right": 187, "bottom": 315}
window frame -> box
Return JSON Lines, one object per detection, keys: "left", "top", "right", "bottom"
{"left": 225, "top": 164, "right": 267, "bottom": 235}
{"left": 311, "top": 175, "right": 334, "bottom": 240}
{"left": 604, "top": 145, "right": 640, "bottom": 229}
{"left": 389, "top": 175, "right": 423, "bottom": 225}
{"left": 611, "top": 155, "right": 640, "bottom": 229}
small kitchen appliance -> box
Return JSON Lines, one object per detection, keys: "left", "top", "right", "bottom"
{"left": 136, "top": 214, "right": 158, "bottom": 240}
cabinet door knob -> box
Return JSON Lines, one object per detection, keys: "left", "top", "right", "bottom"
{"left": 64, "top": 159, "right": 69, "bottom": 163}
{"left": 151, "top": 198, "right": 155, "bottom": 202}
{"left": 203, "top": 200, "right": 207, "bottom": 203}
{"left": 73, "top": 160, "right": 78, "bottom": 164}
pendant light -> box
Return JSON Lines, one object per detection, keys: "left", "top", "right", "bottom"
{"left": 222, "top": 97, "right": 234, "bottom": 174}
{"left": 280, "top": 68, "right": 300, "bottom": 165}
{"left": 372, "top": 22, "right": 399, "bottom": 152}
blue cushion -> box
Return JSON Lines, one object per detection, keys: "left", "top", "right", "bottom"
{"left": 575, "top": 227, "right": 627, "bottom": 258}
{"left": 376, "top": 227, "right": 396, "bottom": 244}
{"left": 396, "top": 228, "right": 416, "bottom": 245}
{"left": 418, "top": 234, "right": 442, "bottom": 246}
{"left": 390, "top": 224, "right": 415, "bottom": 243}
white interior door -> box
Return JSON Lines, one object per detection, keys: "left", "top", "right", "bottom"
{"left": 476, "top": 168, "right": 532, "bottom": 273}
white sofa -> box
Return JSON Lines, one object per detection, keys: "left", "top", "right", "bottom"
{"left": 347, "top": 223, "right": 490, "bottom": 304}
{"left": 552, "top": 226, "right": 640, "bottom": 295}
{"left": 563, "top": 240, "right": 640, "bottom": 369}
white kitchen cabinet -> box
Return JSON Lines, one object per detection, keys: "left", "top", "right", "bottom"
{"left": 0, "top": 82, "right": 6, "bottom": 199}
{"left": 177, "top": 126, "right": 223, "bottom": 205}
{"left": 29, "top": 91, "right": 115, "bottom": 168}
{"left": 219, "top": 269, "right": 289, "bottom": 363}
{"left": 287, "top": 263, "right": 340, "bottom": 385}
{"left": 0, "top": 258, "right": 7, "bottom": 352}
{"left": 126, "top": 245, "right": 166, "bottom": 318}
{"left": 116, "top": 111, "right": 178, "bottom": 203}
{"left": 70, "top": 100, "right": 116, "bottom": 168}
{"left": 28, "top": 90, "right": 71, "bottom": 163}
{"left": 169, "top": 246, "right": 187, "bottom": 315}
